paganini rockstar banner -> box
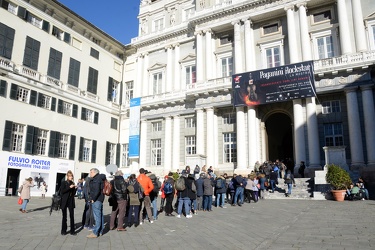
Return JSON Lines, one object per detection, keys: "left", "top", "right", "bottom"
{"left": 232, "top": 61, "right": 316, "bottom": 106}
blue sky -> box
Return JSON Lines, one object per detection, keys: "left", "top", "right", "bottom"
{"left": 58, "top": 0, "right": 140, "bottom": 45}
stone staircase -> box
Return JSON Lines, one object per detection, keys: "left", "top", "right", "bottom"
{"left": 263, "top": 178, "right": 313, "bottom": 199}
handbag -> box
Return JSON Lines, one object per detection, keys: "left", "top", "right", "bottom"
{"left": 18, "top": 197, "right": 23, "bottom": 205}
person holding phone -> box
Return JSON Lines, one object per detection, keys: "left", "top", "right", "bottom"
{"left": 60, "top": 170, "right": 77, "bottom": 235}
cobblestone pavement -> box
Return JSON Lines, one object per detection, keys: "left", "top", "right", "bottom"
{"left": 0, "top": 196, "right": 374, "bottom": 250}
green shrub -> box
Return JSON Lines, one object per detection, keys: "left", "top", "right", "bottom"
{"left": 325, "top": 164, "right": 352, "bottom": 190}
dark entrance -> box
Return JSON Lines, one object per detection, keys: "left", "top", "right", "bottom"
{"left": 56, "top": 173, "right": 66, "bottom": 193}
{"left": 265, "top": 113, "right": 293, "bottom": 162}
{"left": 6, "top": 168, "right": 20, "bottom": 196}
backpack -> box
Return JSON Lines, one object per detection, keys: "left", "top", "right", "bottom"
{"left": 191, "top": 181, "right": 197, "bottom": 193}
{"left": 49, "top": 189, "right": 61, "bottom": 215}
{"left": 228, "top": 181, "right": 234, "bottom": 190}
{"left": 286, "top": 173, "right": 291, "bottom": 180}
{"left": 216, "top": 178, "right": 224, "bottom": 189}
{"left": 236, "top": 176, "right": 243, "bottom": 186}
{"left": 102, "top": 179, "right": 113, "bottom": 196}
{"left": 175, "top": 177, "right": 186, "bottom": 191}
{"left": 163, "top": 181, "right": 173, "bottom": 194}
{"left": 152, "top": 179, "right": 161, "bottom": 193}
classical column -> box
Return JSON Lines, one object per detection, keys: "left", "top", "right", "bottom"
{"left": 297, "top": 3, "right": 312, "bottom": 61}
{"left": 260, "top": 122, "right": 267, "bottom": 162}
{"left": 164, "top": 116, "right": 172, "bottom": 171}
{"left": 360, "top": 85, "right": 375, "bottom": 166}
{"left": 232, "top": 20, "right": 243, "bottom": 73}
{"left": 247, "top": 106, "right": 257, "bottom": 167}
{"left": 174, "top": 43, "right": 180, "bottom": 91}
{"left": 205, "top": 29, "right": 212, "bottom": 79}
{"left": 337, "top": 0, "right": 352, "bottom": 54}
{"left": 345, "top": 88, "right": 364, "bottom": 166}
{"left": 293, "top": 99, "right": 306, "bottom": 170}
{"left": 172, "top": 115, "right": 181, "bottom": 169}
{"left": 243, "top": 18, "right": 254, "bottom": 71}
{"left": 139, "top": 119, "right": 148, "bottom": 168}
{"left": 306, "top": 97, "right": 320, "bottom": 168}
{"left": 196, "top": 108, "right": 205, "bottom": 155}
{"left": 195, "top": 31, "right": 204, "bottom": 82}
{"left": 285, "top": 5, "right": 299, "bottom": 63}
{"left": 236, "top": 107, "right": 247, "bottom": 169}
{"left": 142, "top": 53, "right": 149, "bottom": 96}
{"left": 351, "top": 0, "right": 367, "bottom": 52}
{"left": 206, "top": 107, "right": 215, "bottom": 167}
{"left": 166, "top": 46, "right": 173, "bottom": 92}
{"left": 136, "top": 55, "right": 143, "bottom": 97}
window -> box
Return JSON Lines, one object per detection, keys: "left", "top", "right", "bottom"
{"left": 27, "top": 13, "right": 42, "bottom": 28}
{"left": 185, "top": 136, "right": 196, "bottom": 155}
{"left": 152, "top": 121, "right": 162, "bottom": 131}
{"left": 223, "top": 133, "right": 237, "bottom": 163}
{"left": 0, "top": 80, "right": 7, "bottom": 97}
{"left": 84, "top": 109, "right": 94, "bottom": 123}
{"left": 262, "top": 23, "right": 279, "bottom": 36}
{"left": 219, "top": 35, "right": 232, "bottom": 46}
{"left": 371, "top": 25, "right": 375, "bottom": 50}
{"left": 16, "top": 86, "right": 29, "bottom": 103}
{"left": 153, "top": 72, "right": 163, "bottom": 95}
{"left": 185, "top": 117, "right": 196, "bottom": 128}
{"left": 1, "top": 1, "right": 17, "bottom": 15}
{"left": 108, "top": 143, "right": 116, "bottom": 164}
{"left": 183, "top": 7, "right": 195, "bottom": 21}
{"left": 124, "top": 81, "right": 134, "bottom": 105}
{"left": 0, "top": 22, "right": 15, "bottom": 59}
{"left": 260, "top": 41, "right": 284, "bottom": 69}
{"left": 11, "top": 123, "right": 25, "bottom": 152}
{"left": 23, "top": 36, "right": 40, "bottom": 71}
{"left": 153, "top": 18, "right": 164, "bottom": 32}
{"left": 58, "top": 100, "right": 77, "bottom": 117}
{"left": 122, "top": 143, "right": 130, "bottom": 167}
{"left": 107, "top": 77, "right": 119, "bottom": 102}
{"left": 36, "top": 129, "right": 48, "bottom": 155}
{"left": 266, "top": 46, "right": 281, "bottom": 68}
{"left": 151, "top": 139, "right": 162, "bottom": 166}
{"left": 313, "top": 10, "right": 332, "bottom": 24}
{"left": 91, "top": 37, "right": 101, "bottom": 45}
{"left": 221, "top": 57, "right": 233, "bottom": 77}
{"left": 62, "top": 102, "right": 72, "bottom": 116}
{"left": 324, "top": 123, "right": 344, "bottom": 146}
{"left": 37, "top": 93, "right": 55, "bottom": 110}
{"left": 47, "top": 48, "right": 62, "bottom": 80}
{"left": 82, "top": 139, "right": 92, "bottom": 162}
{"left": 322, "top": 100, "right": 341, "bottom": 114}
{"left": 63, "top": 33, "right": 71, "bottom": 44}
{"left": 317, "top": 36, "right": 334, "bottom": 59}
{"left": 68, "top": 58, "right": 80, "bottom": 87}
{"left": 87, "top": 67, "right": 98, "bottom": 94}
{"left": 222, "top": 113, "right": 236, "bottom": 124}
{"left": 111, "top": 117, "right": 118, "bottom": 130}
{"left": 185, "top": 65, "right": 196, "bottom": 85}
{"left": 90, "top": 48, "right": 99, "bottom": 59}
{"left": 59, "top": 134, "right": 69, "bottom": 158}
{"left": 52, "top": 26, "right": 63, "bottom": 39}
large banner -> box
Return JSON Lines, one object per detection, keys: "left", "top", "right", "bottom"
{"left": 232, "top": 61, "right": 316, "bottom": 106}
{"left": 129, "top": 97, "right": 141, "bottom": 158}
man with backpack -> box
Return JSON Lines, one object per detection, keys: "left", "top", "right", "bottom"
{"left": 162, "top": 173, "right": 175, "bottom": 216}
{"left": 284, "top": 170, "right": 295, "bottom": 197}
{"left": 176, "top": 173, "right": 194, "bottom": 218}
{"left": 148, "top": 172, "right": 161, "bottom": 221}
{"left": 232, "top": 174, "right": 246, "bottom": 206}
{"left": 137, "top": 168, "right": 154, "bottom": 224}
{"left": 215, "top": 175, "right": 226, "bottom": 208}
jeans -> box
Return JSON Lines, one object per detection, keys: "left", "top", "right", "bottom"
{"left": 92, "top": 201, "right": 104, "bottom": 236}
{"left": 177, "top": 197, "right": 191, "bottom": 216}
{"left": 216, "top": 193, "right": 225, "bottom": 207}
{"left": 128, "top": 205, "right": 139, "bottom": 224}
{"left": 233, "top": 187, "right": 244, "bottom": 205}
{"left": 151, "top": 197, "right": 158, "bottom": 220}
{"left": 203, "top": 195, "right": 212, "bottom": 211}
{"left": 21, "top": 199, "right": 29, "bottom": 210}
{"left": 270, "top": 180, "right": 276, "bottom": 192}
{"left": 196, "top": 196, "right": 203, "bottom": 210}
{"left": 82, "top": 201, "right": 94, "bottom": 228}
{"left": 287, "top": 183, "right": 292, "bottom": 195}
{"left": 139, "top": 196, "right": 153, "bottom": 222}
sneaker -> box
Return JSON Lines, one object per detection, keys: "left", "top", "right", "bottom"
{"left": 176, "top": 214, "right": 181, "bottom": 218}
{"left": 86, "top": 233, "right": 97, "bottom": 239}
{"left": 88, "top": 227, "right": 93, "bottom": 231}
{"left": 186, "top": 214, "right": 193, "bottom": 218}
{"left": 150, "top": 221, "right": 154, "bottom": 224}
{"left": 222, "top": 206, "right": 227, "bottom": 208}
{"left": 139, "top": 222, "right": 143, "bottom": 225}
{"left": 194, "top": 211, "right": 198, "bottom": 215}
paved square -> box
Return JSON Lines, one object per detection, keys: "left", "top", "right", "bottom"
{"left": 0, "top": 196, "right": 374, "bottom": 249}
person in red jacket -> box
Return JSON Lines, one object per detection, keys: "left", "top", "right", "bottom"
{"left": 137, "top": 168, "right": 154, "bottom": 224}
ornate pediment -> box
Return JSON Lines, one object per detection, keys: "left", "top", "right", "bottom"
{"left": 148, "top": 62, "right": 166, "bottom": 71}
{"left": 179, "top": 54, "right": 196, "bottom": 63}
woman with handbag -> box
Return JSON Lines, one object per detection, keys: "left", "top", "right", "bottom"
{"left": 19, "top": 177, "right": 34, "bottom": 213}
{"left": 60, "top": 170, "right": 77, "bottom": 235}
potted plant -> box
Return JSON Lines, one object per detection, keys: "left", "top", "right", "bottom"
{"left": 325, "top": 164, "right": 352, "bottom": 201}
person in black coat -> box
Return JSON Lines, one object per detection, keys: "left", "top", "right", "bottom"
{"left": 60, "top": 170, "right": 77, "bottom": 235}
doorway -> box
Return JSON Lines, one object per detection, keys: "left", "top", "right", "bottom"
{"left": 265, "top": 113, "right": 293, "bottom": 162}
{"left": 6, "top": 168, "right": 20, "bottom": 196}
{"left": 55, "top": 173, "right": 66, "bottom": 193}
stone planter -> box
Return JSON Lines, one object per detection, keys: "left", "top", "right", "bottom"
{"left": 331, "top": 190, "right": 346, "bottom": 201}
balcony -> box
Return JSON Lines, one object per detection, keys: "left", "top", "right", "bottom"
{"left": 0, "top": 56, "right": 14, "bottom": 73}
{"left": 141, "top": 91, "right": 186, "bottom": 108}
{"left": 14, "top": 65, "right": 40, "bottom": 82}
{"left": 186, "top": 76, "right": 232, "bottom": 97}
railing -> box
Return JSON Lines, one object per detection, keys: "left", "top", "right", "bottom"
{"left": 314, "top": 51, "right": 375, "bottom": 72}
{"left": 14, "top": 65, "right": 40, "bottom": 81}
{"left": 141, "top": 91, "right": 186, "bottom": 106}
{"left": 46, "top": 76, "right": 62, "bottom": 87}
{"left": 0, "top": 57, "right": 14, "bottom": 71}
{"left": 65, "top": 84, "right": 80, "bottom": 94}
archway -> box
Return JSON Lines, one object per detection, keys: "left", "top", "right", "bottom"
{"left": 265, "top": 113, "right": 293, "bottom": 162}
